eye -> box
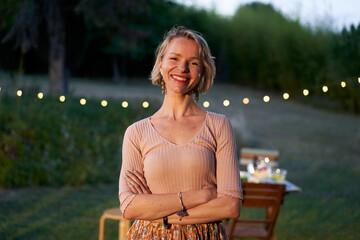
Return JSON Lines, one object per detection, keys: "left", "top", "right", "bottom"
{"left": 170, "top": 57, "right": 177, "bottom": 61}
{"left": 191, "top": 61, "right": 199, "bottom": 66}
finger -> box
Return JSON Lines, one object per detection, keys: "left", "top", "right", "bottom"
{"left": 132, "top": 170, "right": 149, "bottom": 189}
{"left": 126, "top": 181, "right": 139, "bottom": 194}
{"left": 125, "top": 175, "right": 144, "bottom": 194}
{"left": 126, "top": 171, "right": 149, "bottom": 193}
{"left": 132, "top": 171, "right": 151, "bottom": 193}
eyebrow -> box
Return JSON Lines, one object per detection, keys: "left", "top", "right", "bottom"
{"left": 168, "top": 52, "right": 200, "bottom": 60}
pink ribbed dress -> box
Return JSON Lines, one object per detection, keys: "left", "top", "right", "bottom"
{"left": 118, "top": 112, "right": 242, "bottom": 239}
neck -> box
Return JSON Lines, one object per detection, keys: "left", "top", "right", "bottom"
{"left": 156, "top": 92, "right": 202, "bottom": 120}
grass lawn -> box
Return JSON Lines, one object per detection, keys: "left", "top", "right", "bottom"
{"left": 1, "top": 76, "right": 360, "bottom": 239}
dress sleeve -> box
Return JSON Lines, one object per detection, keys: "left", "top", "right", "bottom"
{"left": 215, "top": 116, "right": 243, "bottom": 199}
{"left": 118, "top": 124, "right": 143, "bottom": 214}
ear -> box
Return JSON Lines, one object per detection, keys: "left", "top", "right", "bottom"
{"left": 159, "top": 60, "right": 162, "bottom": 72}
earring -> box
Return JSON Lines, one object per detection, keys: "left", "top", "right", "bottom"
{"left": 194, "top": 91, "right": 199, "bottom": 103}
{"left": 161, "top": 79, "right": 166, "bottom": 95}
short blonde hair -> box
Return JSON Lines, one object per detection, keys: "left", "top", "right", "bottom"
{"left": 150, "top": 26, "right": 216, "bottom": 94}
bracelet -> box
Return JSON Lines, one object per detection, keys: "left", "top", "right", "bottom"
{"left": 176, "top": 192, "right": 189, "bottom": 218}
{"left": 162, "top": 216, "right": 171, "bottom": 230}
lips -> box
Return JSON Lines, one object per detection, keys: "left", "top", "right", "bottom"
{"left": 171, "top": 74, "right": 189, "bottom": 82}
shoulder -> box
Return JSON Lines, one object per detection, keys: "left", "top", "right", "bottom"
{"left": 207, "top": 111, "right": 230, "bottom": 125}
{"left": 124, "top": 117, "right": 150, "bottom": 138}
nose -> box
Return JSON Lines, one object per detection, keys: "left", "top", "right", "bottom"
{"left": 178, "top": 61, "right": 190, "bottom": 73}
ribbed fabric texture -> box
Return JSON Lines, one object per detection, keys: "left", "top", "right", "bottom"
{"left": 118, "top": 112, "right": 242, "bottom": 214}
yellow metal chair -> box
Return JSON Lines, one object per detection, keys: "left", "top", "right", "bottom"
{"left": 99, "top": 208, "right": 131, "bottom": 240}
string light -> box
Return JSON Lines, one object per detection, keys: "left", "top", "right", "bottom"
{"left": 263, "top": 95, "right": 270, "bottom": 103}
{"left": 223, "top": 100, "right": 230, "bottom": 107}
{"left": 203, "top": 101, "right": 210, "bottom": 108}
{"left": 142, "top": 101, "right": 149, "bottom": 108}
{"left": 283, "top": 93, "right": 290, "bottom": 100}
{"left": 341, "top": 82, "right": 346, "bottom": 88}
{"left": 303, "top": 89, "right": 309, "bottom": 96}
{"left": 59, "top": 95, "right": 66, "bottom": 102}
{"left": 17, "top": 90, "right": 22, "bottom": 97}
{"left": 101, "top": 100, "right": 108, "bottom": 107}
{"left": 243, "top": 98, "right": 249, "bottom": 104}
{"left": 122, "top": 101, "right": 128, "bottom": 108}
{"left": 37, "top": 92, "right": 44, "bottom": 99}
{"left": 80, "top": 98, "right": 86, "bottom": 105}
{"left": 322, "top": 86, "right": 328, "bottom": 93}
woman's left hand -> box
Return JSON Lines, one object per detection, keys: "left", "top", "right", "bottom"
{"left": 125, "top": 170, "right": 152, "bottom": 194}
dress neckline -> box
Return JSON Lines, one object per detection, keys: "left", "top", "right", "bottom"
{"left": 147, "top": 112, "right": 209, "bottom": 146}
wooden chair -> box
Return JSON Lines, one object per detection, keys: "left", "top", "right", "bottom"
{"left": 99, "top": 208, "right": 131, "bottom": 240}
{"left": 239, "top": 148, "right": 279, "bottom": 170}
{"left": 227, "top": 182, "right": 286, "bottom": 240}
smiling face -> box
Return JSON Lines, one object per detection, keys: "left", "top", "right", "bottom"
{"left": 159, "top": 37, "right": 202, "bottom": 96}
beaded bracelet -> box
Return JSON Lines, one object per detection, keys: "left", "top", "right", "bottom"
{"left": 162, "top": 216, "right": 171, "bottom": 230}
{"left": 177, "top": 192, "right": 189, "bottom": 219}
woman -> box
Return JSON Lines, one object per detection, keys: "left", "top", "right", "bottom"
{"left": 119, "top": 26, "right": 242, "bottom": 239}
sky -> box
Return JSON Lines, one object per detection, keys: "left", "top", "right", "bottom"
{"left": 176, "top": 0, "right": 360, "bottom": 31}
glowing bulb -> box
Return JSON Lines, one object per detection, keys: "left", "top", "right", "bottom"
{"left": 80, "top": 98, "right": 86, "bottom": 105}
{"left": 223, "top": 100, "right": 230, "bottom": 107}
{"left": 322, "top": 86, "right": 328, "bottom": 93}
{"left": 101, "top": 100, "right": 108, "bottom": 107}
{"left": 142, "top": 101, "right": 149, "bottom": 108}
{"left": 263, "top": 95, "right": 270, "bottom": 102}
{"left": 303, "top": 89, "right": 309, "bottom": 96}
{"left": 341, "top": 81, "right": 346, "bottom": 88}
{"left": 243, "top": 98, "right": 249, "bottom": 104}
{"left": 358, "top": 77, "right": 360, "bottom": 84}
{"left": 283, "top": 93, "right": 290, "bottom": 100}
{"left": 203, "top": 101, "right": 210, "bottom": 108}
{"left": 122, "top": 101, "right": 128, "bottom": 108}
{"left": 17, "top": 90, "right": 22, "bottom": 97}
{"left": 59, "top": 95, "right": 66, "bottom": 102}
{"left": 37, "top": 92, "right": 44, "bottom": 99}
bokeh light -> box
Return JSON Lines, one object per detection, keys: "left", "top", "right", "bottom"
{"left": 80, "top": 98, "right": 86, "bottom": 105}
{"left": 303, "top": 89, "right": 309, "bottom": 96}
{"left": 263, "top": 95, "right": 270, "bottom": 102}
{"left": 142, "top": 101, "right": 149, "bottom": 108}
{"left": 37, "top": 92, "right": 44, "bottom": 99}
{"left": 223, "top": 99, "right": 230, "bottom": 107}
{"left": 243, "top": 98, "right": 249, "bottom": 104}
{"left": 283, "top": 93, "right": 290, "bottom": 100}
{"left": 322, "top": 86, "right": 328, "bottom": 93}
{"left": 122, "top": 101, "right": 128, "bottom": 108}
{"left": 101, "top": 100, "right": 108, "bottom": 107}
{"left": 0, "top": 86, "right": 2, "bottom": 92}
{"left": 341, "top": 81, "right": 346, "bottom": 88}
{"left": 203, "top": 101, "right": 210, "bottom": 108}
{"left": 59, "top": 95, "right": 66, "bottom": 102}
{"left": 17, "top": 90, "right": 22, "bottom": 97}
{"left": 358, "top": 77, "right": 360, "bottom": 84}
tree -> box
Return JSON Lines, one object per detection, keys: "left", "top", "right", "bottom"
{"left": 75, "top": 0, "right": 147, "bottom": 83}
{"left": 2, "top": 0, "right": 71, "bottom": 95}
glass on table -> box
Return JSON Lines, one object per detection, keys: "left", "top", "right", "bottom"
{"left": 270, "top": 168, "right": 287, "bottom": 182}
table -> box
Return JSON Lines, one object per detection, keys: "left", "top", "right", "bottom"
{"left": 240, "top": 171, "right": 302, "bottom": 193}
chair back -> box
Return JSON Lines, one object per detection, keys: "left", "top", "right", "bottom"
{"left": 227, "top": 182, "right": 285, "bottom": 240}
{"left": 239, "top": 148, "right": 279, "bottom": 170}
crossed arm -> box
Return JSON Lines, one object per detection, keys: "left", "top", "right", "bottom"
{"left": 122, "top": 170, "right": 241, "bottom": 224}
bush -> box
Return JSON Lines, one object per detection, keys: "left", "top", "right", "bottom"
{"left": 0, "top": 94, "right": 154, "bottom": 187}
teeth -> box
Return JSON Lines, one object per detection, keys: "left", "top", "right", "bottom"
{"left": 172, "top": 75, "right": 187, "bottom": 81}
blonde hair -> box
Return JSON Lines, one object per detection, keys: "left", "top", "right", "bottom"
{"left": 150, "top": 26, "right": 216, "bottom": 94}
